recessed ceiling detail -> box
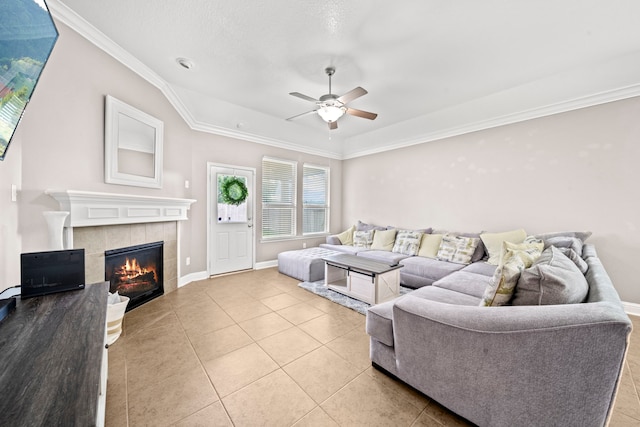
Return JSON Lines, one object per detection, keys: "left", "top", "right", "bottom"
{"left": 50, "top": 0, "right": 640, "bottom": 159}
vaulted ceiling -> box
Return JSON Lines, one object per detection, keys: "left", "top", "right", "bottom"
{"left": 50, "top": 0, "right": 640, "bottom": 159}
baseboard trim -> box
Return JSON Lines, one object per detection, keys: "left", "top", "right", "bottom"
{"left": 622, "top": 301, "right": 640, "bottom": 317}
{"left": 256, "top": 260, "right": 278, "bottom": 270}
{"left": 178, "top": 271, "right": 208, "bottom": 288}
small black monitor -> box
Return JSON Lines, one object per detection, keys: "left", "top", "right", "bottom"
{"left": 20, "top": 249, "right": 85, "bottom": 298}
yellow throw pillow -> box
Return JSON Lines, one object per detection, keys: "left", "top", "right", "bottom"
{"left": 335, "top": 225, "right": 355, "bottom": 246}
{"left": 371, "top": 229, "right": 397, "bottom": 251}
{"left": 417, "top": 234, "right": 443, "bottom": 258}
{"left": 480, "top": 228, "right": 527, "bottom": 265}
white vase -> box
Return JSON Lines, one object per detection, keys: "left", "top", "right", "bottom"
{"left": 43, "top": 211, "right": 69, "bottom": 250}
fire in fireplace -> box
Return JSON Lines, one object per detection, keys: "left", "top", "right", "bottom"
{"left": 105, "top": 241, "right": 163, "bottom": 311}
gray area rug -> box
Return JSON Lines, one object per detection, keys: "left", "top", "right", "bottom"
{"left": 298, "top": 281, "right": 411, "bottom": 315}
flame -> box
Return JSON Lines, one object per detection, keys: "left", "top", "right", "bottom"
{"left": 116, "top": 257, "right": 157, "bottom": 282}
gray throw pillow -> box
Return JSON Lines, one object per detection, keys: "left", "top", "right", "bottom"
{"left": 512, "top": 246, "right": 589, "bottom": 306}
{"left": 557, "top": 247, "right": 588, "bottom": 274}
{"left": 534, "top": 231, "right": 592, "bottom": 256}
{"left": 356, "top": 220, "right": 386, "bottom": 232}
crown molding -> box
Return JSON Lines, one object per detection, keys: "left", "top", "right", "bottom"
{"left": 47, "top": 0, "right": 341, "bottom": 160}
{"left": 342, "top": 83, "right": 640, "bottom": 160}
{"left": 49, "top": 1, "right": 640, "bottom": 162}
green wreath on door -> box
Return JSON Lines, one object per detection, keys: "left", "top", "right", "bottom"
{"left": 220, "top": 176, "right": 248, "bottom": 205}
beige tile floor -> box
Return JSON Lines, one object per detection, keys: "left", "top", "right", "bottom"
{"left": 105, "top": 268, "right": 640, "bottom": 426}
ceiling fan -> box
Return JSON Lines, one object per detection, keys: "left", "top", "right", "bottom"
{"left": 286, "top": 67, "right": 378, "bottom": 130}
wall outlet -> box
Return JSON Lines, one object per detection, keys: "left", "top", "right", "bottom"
{"left": 186, "top": 257, "right": 191, "bottom": 266}
{"left": 302, "top": 242, "right": 307, "bottom": 249}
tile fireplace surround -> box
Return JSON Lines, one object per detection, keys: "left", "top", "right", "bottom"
{"left": 46, "top": 190, "right": 196, "bottom": 295}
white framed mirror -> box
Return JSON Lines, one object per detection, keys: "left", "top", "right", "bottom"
{"left": 104, "top": 95, "right": 163, "bottom": 188}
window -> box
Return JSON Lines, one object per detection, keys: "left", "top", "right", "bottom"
{"left": 303, "top": 164, "right": 329, "bottom": 235}
{"left": 262, "top": 157, "right": 296, "bottom": 239}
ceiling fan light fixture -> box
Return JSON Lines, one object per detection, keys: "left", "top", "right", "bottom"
{"left": 317, "top": 105, "right": 346, "bottom": 123}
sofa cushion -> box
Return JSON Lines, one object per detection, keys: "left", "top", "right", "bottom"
{"left": 353, "top": 230, "right": 374, "bottom": 248}
{"left": 400, "top": 256, "right": 465, "bottom": 283}
{"left": 460, "top": 262, "right": 497, "bottom": 277}
{"left": 358, "top": 250, "right": 408, "bottom": 265}
{"left": 512, "top": 246, "right": 589, "bottom": 306}
{"left": 319, "top": 243, "right": 369, "bottom": 255}
{"left": 480, "top": 228, "right": 527, "bottom": 265}
{"left": 392, "top": 230, "right": 423, "bottom": 256}
{"left": 436, "top": 234, "right": 480, "bottom": 265}
{"left": 366, "top": 299, "right": 397, "bottom": 346}
{"left": 335, "top": 225, "right": 355, "bottom": 246}
{"left": 417, "top": 233, "right": 443, "bottom": 258}
{"left": 371, "top": 229, "right": 397, "bottom": 251}
{"left": 480, "top": 237, "right": 544, "bottom": 306}
{"left": 410, "top": 285, "right": 481, "bottom": 306}
{"left": 433, "top": 271, "right": 493, "bottom": 299}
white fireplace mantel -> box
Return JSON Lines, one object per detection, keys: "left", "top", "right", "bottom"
{"left": 45, "top": 189, "right": 197, "bottom": 228}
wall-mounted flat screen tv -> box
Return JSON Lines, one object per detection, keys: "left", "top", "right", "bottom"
{"left": 0, "top": 0, "right": 58, "bottom": 161}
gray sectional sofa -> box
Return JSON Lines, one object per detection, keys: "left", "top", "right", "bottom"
{"left": 284, "top": 221, "right": 632, "bottom": 426}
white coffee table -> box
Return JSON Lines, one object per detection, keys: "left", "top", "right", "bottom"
{"left": 323, "top": 253, "right": 402, "bottom": 305}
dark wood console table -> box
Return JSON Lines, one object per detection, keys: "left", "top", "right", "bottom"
{"left": 0, "top": 282, "right": 109, "bottom": 426}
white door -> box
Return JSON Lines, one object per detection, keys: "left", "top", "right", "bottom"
{"left": 208, "top": 164, "right": 255, "bottom": 275}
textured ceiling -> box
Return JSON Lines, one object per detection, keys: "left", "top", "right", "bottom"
{"left": 51, "top": 0, "right": 640, "bottom": 159}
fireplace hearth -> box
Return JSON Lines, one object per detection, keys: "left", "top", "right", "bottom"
{"left": 105, "top": 241, "right": 163, "bottom": 311}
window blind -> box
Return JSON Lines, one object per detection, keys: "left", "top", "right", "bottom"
{"left": 303, "top": 164, "right": 329, "bottom": 235}
{"left": 262, "top": 157, "right": 296, "bottom": 238}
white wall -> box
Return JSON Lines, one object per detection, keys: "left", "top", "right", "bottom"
{"left": 0, "top": 21, "right": 341, "bottom": 292}
{"left": 342, "top": 97, "right": 640, "bottom": 303}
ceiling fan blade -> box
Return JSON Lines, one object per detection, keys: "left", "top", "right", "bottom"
{"left": 337, "top": 87, "right": 367, "bottom": 104}
{"left": 286, "top": 109, "right": 318, "bottom": 121}
{"left": 346, "top": 108, "right": 378, "bottom": 120}
{"left": 328, "top": 121, "right": 338, "bottom": 130}
{"left": 289, "top": 92, "right": 318, "bottom": 103}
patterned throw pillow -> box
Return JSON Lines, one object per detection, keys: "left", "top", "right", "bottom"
{"left": 480, "top": 237, "right": 544, "bottom": 307}
{"left": 436, "top": 234, "right": 480, "bottom": 264}
{"left": 392, "top": 230, "right": 423, "bottom": 255}
{"left": 353, "top": 230, "right": 374, "bottom": 248}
